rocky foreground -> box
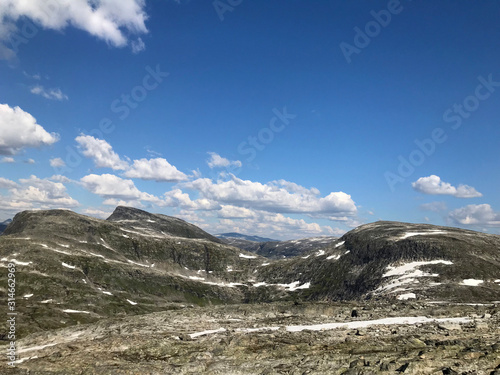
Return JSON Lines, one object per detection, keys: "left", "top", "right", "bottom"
{"left": 2, "top": 300, "right": 499, "bottom": 374}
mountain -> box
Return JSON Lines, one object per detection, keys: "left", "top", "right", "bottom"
{"left": 218, "top": 233, "right": 338, "bottom": 259}
{"left": 1, "top": 210, "right": 499, "bottom": 343}
{"left": 257, "top": 221, "right": 500, "bottom": 302}
{"left": 107, "top": 206, "right": 223, "bottom": 243}
{"left": 0, "top": 207, "right": 266, "bottom": 338}
{"left": 216, "top": 232, "right": 277, "bottom": 242}
{"left": 0, "top": 218, "right": 11, "bottom": 235}
{"left": 1, "top": 212, "right": 500, "bottom": 373}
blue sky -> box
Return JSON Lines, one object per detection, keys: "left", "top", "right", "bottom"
{"left": 0, "top": 0, "right": 499, "bottom": 239}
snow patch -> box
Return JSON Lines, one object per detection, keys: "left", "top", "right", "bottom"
{"left": 397, "top": 293, "right": 416, "bottom": 300}
{"left": 383, "top": 260, "right": 453, "bottom": 278}
{"left": 189, "top": 276, "right": 205, "bottom": 281}
{"left": 399, "top": 231, "right": 447, "bottom": 240}
{"left": 286, "top": 316, "right": 471, "bottom": 333}
{"left": 62, "top": 262, "right": 76, "bottom": 269}
{"left": 278, "top": 281, "right": 311, "bottom": 291}
{"left": 63, "top": 309, "right": 90, "bottom": 314}
{"left": 239, "top": 253, "right": 257, "bottom": 259}
{"left": 315, "top": 249, "right": 325, "bottom": 257}
{"left": 3, "top": 258, "right": 32, "bottom": 266}
{"left": 460, "top": 279, "right": 483, "bottom": 286}
{"left": 189, "top": 327, "right": 226, "bottom": 338}
{"left": 326, "top": 254, "right": 341, "bottom": 260}
{"left": 126, "top": 299, "right": 137, "bottom": 305}
{"left": 23, "top": 294, "right": 33, "bottom": 298}
{"left": 335, "top": 241, "right": 345, "bottom": 248}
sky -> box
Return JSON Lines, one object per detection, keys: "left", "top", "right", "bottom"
{"left": 0, "top": 0, "right": 499, "bottom": 240}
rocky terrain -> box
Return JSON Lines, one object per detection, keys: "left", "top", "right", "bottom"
{"left": 0, "top": 207, "right": 499, "bottom": 373}
{"left": 1, "top": 301, "right": 499, "bottom": 374}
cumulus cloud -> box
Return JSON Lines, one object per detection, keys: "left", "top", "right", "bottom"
{"left": 30, "top": 86, "right": 68, "bottom": 100}
{"left": 49, "top": 157, "right": 66, "bottom": 168}
{"left": 218, "top": 205, "right": 257, "bottom": 219}
{"left": 0, "top": 104, "right": 59, "bottom": 155}
{"left": 25, "top": 158, "right": 35, "bottom": 164}
{"left": 0, "top": 177, "right": 17, "bottom": 189}
{"left": 0, "top": 175, "right": 79, "bottom": 215}
{"left": 80, "top": 173, "right": 160, "bottom": 203}
{"left": 1, "top": 156, "right": 14, "bottom": 163}
{"left": 76, "top": 136, "right": 188, "bottom": 182}
{"left": 75, "top": 135, "right": 129, "bottom": 170}
{"left": 123, "top": 158, "right": 188, "bottom": 182}
{"left": 207, "top": 152, "right": 242, "bottom": 169}
{"left": 209, "top": 210, "right": 345, "bottom": 240}
{"left": 183, "top": 175, "right": 357, "bottom": 215}
{"left": 81, "top": 208, "right": 113, "bottom": 219}
{"left": 0, "top": 0, "right": 148, "bottom": 59}
{"left": 412, "top": 175, "right": 482, "bottom": 198}
{"left": 448, "top": 204, "right": 500, "bottom": 226}
{"left": 161, "top": 189, "right": 220, "bottom": 211}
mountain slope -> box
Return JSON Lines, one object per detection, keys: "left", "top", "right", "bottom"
{"left": 0, "top": 208, "right": 266, "bottom": 338}
{"left": 256, "top": 221, "right": 500, "bottom": 302}
{"left": 107, "top": 206, "right": 222, "bottom": 243}
{"left": 216, "top": 233, "right": 277, "bottom": 242}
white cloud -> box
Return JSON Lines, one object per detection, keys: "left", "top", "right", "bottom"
{"left": 162, "top": 189, "right": 220, "bottom": 211}
{"left": 0, "top": 175, "right": 79, "bottom": 214}
{"left": 0, "top": 104, "right": 59, "bottom": 155}
{"left": 412, "top": 175, "right": 482, "bottom": 198}
{"left": 75, "top": 135, "right": 129, "bottom": 170}
{"left": 123, "top": 158, "right": 188, "bottom": 182}
{"left": 0, "top": 177, "right": 17, "bottom": 189}
{"left": 1, "top": 156, "right": 14, "bottom": 163}
{"left": 30, "top": 86, "right": 68, "bottom": 101}
{"left": 183, "top": 175, "right": 357, "bottom": 215}
{"left": 207, "top": 152, "right": 242, "bottom": 169}
{"left": 81, "top": 208, "right": 113, "bottom": 219}
{"left": 218, "top": 205, "right": 257, "bottom": 219}
{"left": 448, "top": 204, "right": 500, "bottom": 226}
{"left": 209, "top": 210, "right": 345, "bottom": 240}
{"left": 0, "top": 0, "right": 148, "bottom": 59}
{"left": 80, "top": 173, "right": 160, "bottom": 204}
{"left": 49, "top": 157, "right": 66, "bottom": 168}
{"left": 131, "top": 37, "right": 145, "bottom": 53}
{"left": 25, "top": 158, "right": 35, "bottom": 164}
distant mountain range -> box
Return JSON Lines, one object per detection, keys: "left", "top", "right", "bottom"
{"left": 0, "top": 218, "right": 11, "bottom": 234}
{"left": 218, "top": 234, "right": 339, "bottom": 259}
{"left": 1, "top": 206, "right": 499, "bottom": 340}
{"left": 216, "top": 232, "right": 277, "bottom": 243}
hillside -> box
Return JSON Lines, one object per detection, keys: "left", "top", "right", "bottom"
{"left": 256, "top": 221, "right": 500, "bottom": 302}
{"left": 0, "top": 207, "right": 267, "bottom": 338}
{"left": 1, "top": 210, "right": 500, "bottom": 342}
